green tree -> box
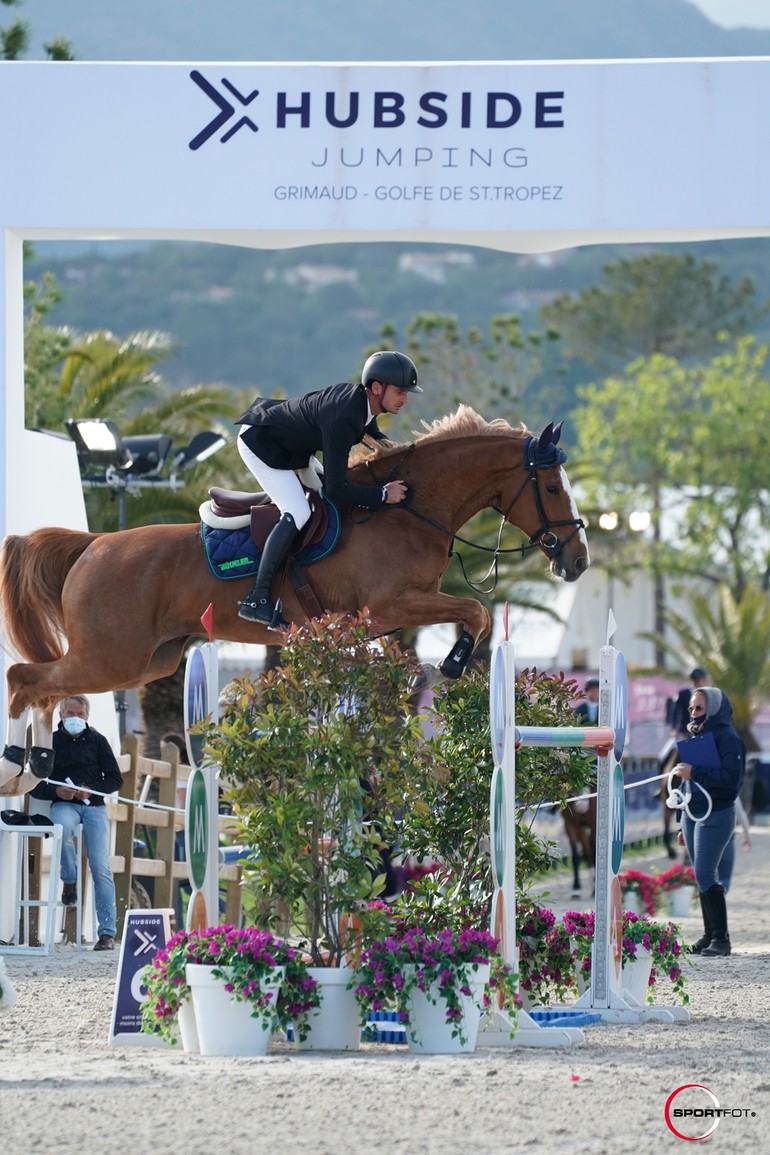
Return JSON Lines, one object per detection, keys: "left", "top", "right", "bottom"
{"left": 374, "top": 311, "right": 563, "bottom": 434}
{"left": 1, "top": 0, "right": 73, "bottom": 59}
{"left": 541, "top": 252, "right": 764, "bottom": 372}
{"left": 643, "top": 583, "right": 770, "bottom": 751}
{"left": 684, "top": 337, "right": 770, "bottom": 598}
{"left": 26, "top": 318, "right": 243, "bottom": 529}
{"left": 574, "top": 338, "right": 770, "bottom": 619}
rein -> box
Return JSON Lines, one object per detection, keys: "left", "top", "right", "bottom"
{"left": 365, "top": 441, "right": 585, "bottom": 596}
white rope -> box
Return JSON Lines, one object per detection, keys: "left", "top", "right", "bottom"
{"left": 34, "top": 777, "right": 185, "bottom": 815}
{"left": 533, "top": 769, "right": 668, "bottom": 812}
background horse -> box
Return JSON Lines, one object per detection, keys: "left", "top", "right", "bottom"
{"left": 562, "top": 797, "right": 597, "bottom": 898}
{"left": 0, "top": 406, "right": 589, "bottom": 789}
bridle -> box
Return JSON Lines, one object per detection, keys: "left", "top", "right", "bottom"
{"left": 363, "top": 437, "right": 585, "bottom": 596}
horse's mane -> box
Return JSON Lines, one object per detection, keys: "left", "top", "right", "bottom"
{"left": 349, "top": 405, "right": 530, "bottom": 464}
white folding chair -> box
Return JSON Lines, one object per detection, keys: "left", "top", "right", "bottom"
{"left": 0, "top": 814, "right": 64, "bottom": 955}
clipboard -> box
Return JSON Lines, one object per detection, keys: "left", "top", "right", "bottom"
{"left": 677, "top": 732, "right": 721, "bottom": 770}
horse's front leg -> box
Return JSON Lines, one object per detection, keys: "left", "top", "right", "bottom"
{"left": 373, "top": 590, "right": 492, "bottom": 680}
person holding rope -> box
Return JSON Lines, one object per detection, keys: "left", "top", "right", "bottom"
{"left": 673, "top": 686, "right": 745, "bottom": 957}
{"left": 235, "top": 350, "right": 421, "bottom": 628}
{"left": 31, "top": 695, "right": 123, "bottom": 951}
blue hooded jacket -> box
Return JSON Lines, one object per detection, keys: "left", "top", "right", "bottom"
{"left": 686, "top": 688, "right": 745, "bottom": 818}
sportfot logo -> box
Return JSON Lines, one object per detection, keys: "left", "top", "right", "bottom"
{"left": 664, "top": 1084, "right": 757, "bottom": 1141}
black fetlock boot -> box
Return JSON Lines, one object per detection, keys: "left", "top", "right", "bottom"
{"left": 238, "top": 512, "right": 298, "bottom": 627}
{"left": 700, "top": 884, "right": 731, "bottom": 956}
{"left": 691, "top": 891, "right": 713, "bottom": 954}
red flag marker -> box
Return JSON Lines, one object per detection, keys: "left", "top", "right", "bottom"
{"left": 201, "top": 602, "right": 214, "bottom": 643}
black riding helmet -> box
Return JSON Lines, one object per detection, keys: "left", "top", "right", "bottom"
{"left": 361, "top": 350, "right": 422, "bottom": 393}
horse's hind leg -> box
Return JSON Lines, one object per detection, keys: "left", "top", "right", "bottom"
{"left": 0, "top": 704, "right": 57, "bottom": 796}
{"left": 371, "top": 590, "right": 491, "bottom": 680}
{"left": 0, "top": 706, "right": 31, "bottom": 791}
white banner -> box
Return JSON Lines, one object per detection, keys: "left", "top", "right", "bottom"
{"left": 1, "top": 59, "right": 770, "bottom": 240}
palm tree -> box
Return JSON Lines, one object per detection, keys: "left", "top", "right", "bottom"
{"left": 644, "top": 583, "right": 770, "bottom": 751}
{"left": 27, "top": 324, "right": 246, "bottom": 528}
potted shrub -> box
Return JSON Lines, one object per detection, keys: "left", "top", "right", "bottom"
{"left": 351, "top": 900, "right": 518, "bottom": 1053}
{"left": 139, "top": 924, "right": 321, "bottom": 1054}
{"left": 560, "top": 908, "right": 689, "bottom": 1007}
{"left": 617, "top": 869, "right": 662, "bottom": 917}
{"left": 657, "top": 863, "right": 697, "bottom": 918}
{"left": 563, "top": 908, "right": 595, "bottom": 994}
{"left": 205, "top": 612, "right": 426, "bottom": 1050}
{"left": 516, "top": 898, "right": 578, "bottom": 1008}
{"left": 621, "top": 911, "right": 690, "bottom": 1006}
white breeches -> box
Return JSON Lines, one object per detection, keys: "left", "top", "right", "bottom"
{"left": 237, "top": 430, "right": 311, "bottom": 529}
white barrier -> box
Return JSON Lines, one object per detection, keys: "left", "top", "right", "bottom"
{"left": 480, "top": 614, "right": 689, "bottom": 1049}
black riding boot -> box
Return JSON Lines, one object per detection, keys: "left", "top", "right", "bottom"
{"left": 238, "top": 512, "right": 298, "bottom": 627}
{"left": 700, "top": 884, "right": 731, "bottom": 956}
{"left": 691, "top": 891, "right": 713, "bottom": 954}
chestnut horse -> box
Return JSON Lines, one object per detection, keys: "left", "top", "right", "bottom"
{"left": 0, "top": 407, "right": 589, "bottom": 790}
{"left": 562, "top": 798, "right": 597, "bottom": 898}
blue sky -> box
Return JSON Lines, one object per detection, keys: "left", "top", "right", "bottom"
{"left": 692, "top": 0, "right": 770, "bottom": 27}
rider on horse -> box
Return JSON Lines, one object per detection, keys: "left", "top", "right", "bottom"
{"left": 235, "top": 350, "right": 422, "bottom": 628}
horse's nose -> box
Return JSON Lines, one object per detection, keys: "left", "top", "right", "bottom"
{"left": 574, "top": 554, "right": 588, "bottom": 576}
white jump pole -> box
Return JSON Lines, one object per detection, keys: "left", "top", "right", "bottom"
{"left": 183, "top": 603, "right": 221, "bottom": 932}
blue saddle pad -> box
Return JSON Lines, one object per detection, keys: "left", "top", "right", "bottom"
{"left": 201, "top": 496, "right": 341, "bottom": 581}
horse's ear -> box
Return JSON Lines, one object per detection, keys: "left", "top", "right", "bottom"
{"left": 537, "top": 423, "right": 554, "bottom": 452}
{"left": 551, "top": 421, "right": 563, "bottom": 446}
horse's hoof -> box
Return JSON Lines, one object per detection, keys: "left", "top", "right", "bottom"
{"left": 410, "top": 664, "right": 444, "bottom": 694}
{"left": 439, "top": 631, "right": 475, "bottom": 679}
{"left": 571, "top": 889, "right": 581, "bottom": 899}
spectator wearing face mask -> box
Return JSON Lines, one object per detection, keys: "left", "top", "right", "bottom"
{"left": 31, "top": 695, "right": 123, "bottom": 951}
{"left": 673, "top": 686, "right": 745, "bottom": 957}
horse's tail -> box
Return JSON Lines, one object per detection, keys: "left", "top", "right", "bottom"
{"left": 0, "top": 528, "right": 96, "bottom": 663}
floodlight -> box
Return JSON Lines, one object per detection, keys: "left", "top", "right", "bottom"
{"left": 65, "top": 418, "right": 131, "bottom": 472}
{"left": 122, "top": 434, "right": 173, "bottom": 478}
{"left": 171, "top": 431, "right": 227, "bottom": 471}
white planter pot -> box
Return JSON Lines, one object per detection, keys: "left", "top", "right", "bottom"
{"left": 405, "top": 964, "right": 489, "bottom": 1054}
{"left": 178, "top": 999, "right": 200, "bottom": 1054}
{"left": 621, "top": 947, "right": 653, "bottom": 1006}
{"left": 296, "top": 966, "right": 361, "bottom": 1051}
{"left": 622, "top": 891, "right": 644, "bottom": 917}
{"left": 517, "top": 985, "right": 543, "bottom": 1012}
{"left": 186, "top": 964, "right": 284, "bottom": 1057}
{"left": 667, "top": 885, "right": 696, "bottom": 919}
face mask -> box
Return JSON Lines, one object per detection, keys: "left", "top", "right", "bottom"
{"left": 63, "top": 717, "right": 87, "bottom": 736}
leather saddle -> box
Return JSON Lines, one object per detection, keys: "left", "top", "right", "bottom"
{"left": 205, "top": 487, "right": 329, "bottom": 555}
